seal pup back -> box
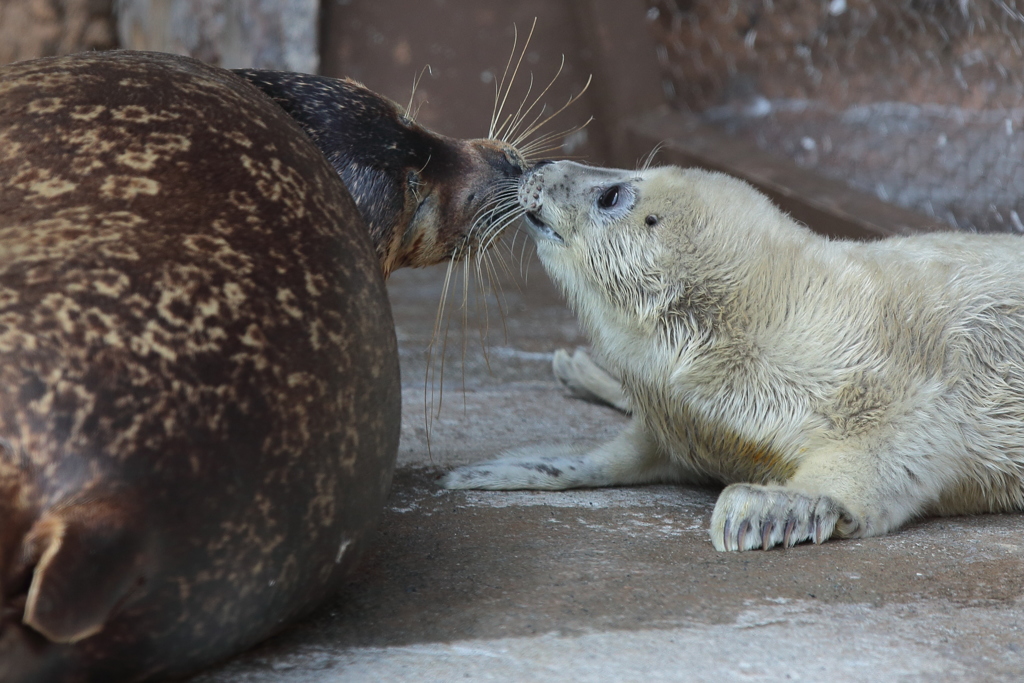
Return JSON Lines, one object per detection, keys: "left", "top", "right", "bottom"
{"left": 445, "top": 160, "right": 1024, "bottom": 552}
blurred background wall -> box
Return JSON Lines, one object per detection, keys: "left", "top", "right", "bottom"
{"left": 0, "top": 0, "right": 655, "bottom": 165}
{"left": 116, "top": 0, "right": 318, "bottom": 72}
{"left": 2, "top": 0, "right": 1024, "bottom": 234}
{"left": 0, "top": 0, "right": 117, "bottom": 65}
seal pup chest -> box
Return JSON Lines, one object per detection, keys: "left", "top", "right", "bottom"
{"left": 618, "top": 338, "right": 806, "bottom": 486}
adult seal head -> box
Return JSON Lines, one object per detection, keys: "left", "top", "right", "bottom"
{"left": 233, "top": 69, "right": 530, "bottom": 277}
{"left": 447, "top": 160, "right": 1024, "bottom": 553}
{"left": 0, "top": 50, "right": 401, "bottom": 681}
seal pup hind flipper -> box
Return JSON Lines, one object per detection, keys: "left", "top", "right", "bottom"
{"left": 446, "top": 159, "right": 1024, "bottom": 552}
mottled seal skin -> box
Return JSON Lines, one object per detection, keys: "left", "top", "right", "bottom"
{"left": 234, "top": 69, "right": 529, "bottom": 277}
{"left": 0, "top": 51, "right": 400, "bottom": 681}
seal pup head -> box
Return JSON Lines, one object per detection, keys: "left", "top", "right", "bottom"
{"left": 235, "top": 70, "right": 530, "bottom": 277}
{"left": 518, "top": 160, "right": 793, "bottom": 340}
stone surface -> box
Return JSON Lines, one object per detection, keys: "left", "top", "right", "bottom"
{"left": 189, "top": 247, "right": 1024, "bottom": 681}
{"left": 116, "top": 0, "right": 319, "bottom": 72}
{"left": 0, "top": 0, "right": 116, "bottom": 65}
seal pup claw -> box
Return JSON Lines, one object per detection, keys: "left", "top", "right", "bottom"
{"left": 446, "top": 159, "right": 1024, "bottom": 552}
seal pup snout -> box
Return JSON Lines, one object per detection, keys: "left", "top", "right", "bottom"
{"left": 518, "top": 163, "right": 562, "bottom": 242}
{"left": 518, "top": 161, "right": 641, "bottom": 246}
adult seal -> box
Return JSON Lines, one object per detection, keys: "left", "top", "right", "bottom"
{"left": 446, "top": 160, "right": 1024, "bottom": 553}
{"left": 0, "top": 45, "right": 528, "bottom": 683}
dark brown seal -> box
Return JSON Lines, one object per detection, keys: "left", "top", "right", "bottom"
{"left": 0, "top": 50, "right": 401, "bottom": 682}
{"left": 234, "top": 69, "right": 530, "bottom": 277}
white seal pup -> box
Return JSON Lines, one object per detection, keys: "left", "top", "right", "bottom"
{"left": 444, "top": 160, "right": 1024, "bottom": 552}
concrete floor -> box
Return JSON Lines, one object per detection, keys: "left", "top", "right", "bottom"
{"left": 191, "top": 243, "right": 1024, "bottom": 682}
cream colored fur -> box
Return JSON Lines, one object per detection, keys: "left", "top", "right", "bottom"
{"left": 444, "top": 161, "right": 1024, "bottom": 551}
{"left": 552, "top": 347, "right": 631, "bottom": 413}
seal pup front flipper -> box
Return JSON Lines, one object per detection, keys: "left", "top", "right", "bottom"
{"left": 443, "top": 417, "right": 708, "bottom": 490}
{"left": 6, "top": 494, "right": 148, "bottom": 645}
{"left": 552, "top": 348, "right": 630, "bottom": 413}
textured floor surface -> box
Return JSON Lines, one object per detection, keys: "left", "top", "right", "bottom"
{"left": 190, "top": 248, "right": 1024, "bottom": 682}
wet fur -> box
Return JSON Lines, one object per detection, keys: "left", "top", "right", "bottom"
{"left": 446, "top": 161, "right": 1024, "bottom": 552}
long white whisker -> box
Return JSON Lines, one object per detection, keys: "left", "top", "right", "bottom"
{"left": 512, "top": 74, "right": 593, "bottom": 149}
{"left": 504, "top": 54, "right": 568, "bottom": 145}
{"left": 518, "top": 117, "right": 594, "bottom": 157}
{"left": 494, "top": 73, "right": 535, "bottom": 144}
{"left": 405, "top": 64, "right": 433, "bottom": 122}
{"left": 489, "top": 25, "right": 520, "bottom": 139}
{"left": 490, "top": 19, "right": 536, "bottom": 140}
{"left": 637, "top": 142, "right": 664, "bottom": 175}
{"left": 424, "top": 254, "right": 460, "bottom": 456}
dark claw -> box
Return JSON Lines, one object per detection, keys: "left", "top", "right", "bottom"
{"left": 737, "top": 519, "right": 752, "bottom": 550}
{"left": 761, "top": 520, "right": 774, "bottom": 550}
{"left": 723, "top": 518, "right": 732, "bottom": 550}
{"left": 783, "top": 517, "right": 796, "bottom": 548}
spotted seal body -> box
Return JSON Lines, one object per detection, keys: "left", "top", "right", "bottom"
{"left": 446, "top": 160, "right": 1024, "bottom": 552}
{"left": 0, "top": 51, "right": 400, "bottom": 681}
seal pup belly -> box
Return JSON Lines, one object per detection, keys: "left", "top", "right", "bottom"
{"left": 0, "top": 50, "right": 400, "bottom": 681}
{"left": 445, "top": 160, "right": 1024, "bottom": 553}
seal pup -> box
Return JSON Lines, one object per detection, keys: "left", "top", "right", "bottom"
{"left": 445, "top": 160, "right": 1024, "bottom": 552}
{"left": 0, "top": 50, "right": 402, "bottom": 682}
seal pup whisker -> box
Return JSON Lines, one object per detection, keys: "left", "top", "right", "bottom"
{"left": 636, "top": 142, "right": 664, "bottom": 176}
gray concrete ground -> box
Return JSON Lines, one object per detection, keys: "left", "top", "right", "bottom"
{"left": 191, "top": 245, "right": 1024, "bottom": 682}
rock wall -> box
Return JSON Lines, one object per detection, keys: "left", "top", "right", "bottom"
{"left": 0, "top": 0, "right": 117, "bottom": 64}
{"left": 116, "top": 0, "right": 319, "bottom": 72}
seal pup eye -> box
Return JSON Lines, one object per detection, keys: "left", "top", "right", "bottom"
{"left": 597, "top": 185, "right": 623, "bottom": 210}
{"left": 645, "top": 215, "right": 658, "bottom": 227}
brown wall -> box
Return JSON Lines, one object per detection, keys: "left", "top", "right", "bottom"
{"left": 321, "top": 0, "right": 662, "bottom": 166}
{"left": 0, "top": 0, "right": 116, "bottom": 65}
